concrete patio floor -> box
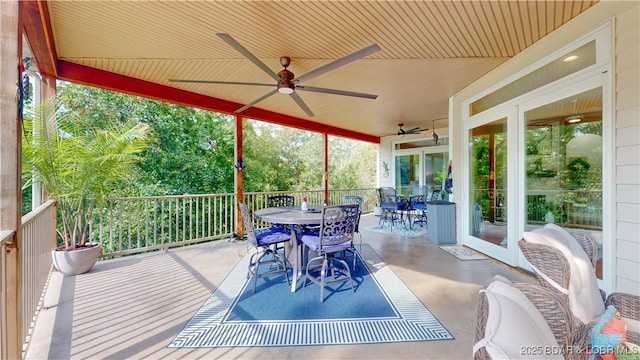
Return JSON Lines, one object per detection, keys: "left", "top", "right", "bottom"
{"left": 25, "top": 214, "right": 534, "bottom": 360}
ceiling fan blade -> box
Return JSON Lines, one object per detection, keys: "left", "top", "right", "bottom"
{"left": 234, "top": 89, "right": 278, "bottom": 113}
{"left": 294, "top": 44, "right": 381, "bottom": 83}
{"left": 169, "top": 79, "right": 274, "bottom": 87}
{"left": 296, "top": 85, "right": 378, "bottom": 99}
{"left": 217, "top": 33, "right": 280, "bottom": 82}
{"left": 290, "top": 92, "right": 315, "bottom": 117}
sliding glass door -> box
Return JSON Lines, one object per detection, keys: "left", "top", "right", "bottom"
{"left": 520, "top": 84, "right": 604, "bottom": 279}
{"left": 393, "top": 140, "right": 449, "bottom": 198}
{"left": 464, "top": 109, "right": 517, "bottom": 265}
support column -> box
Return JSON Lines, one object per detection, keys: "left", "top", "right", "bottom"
{"left": 323, "top": 133, "right": 329, "bottom": 205}
{"left": 234, "top": 115, "right": 244, "bottom": 236}
{"left": 0, "top": 0, "right": 23, "bottom": 358}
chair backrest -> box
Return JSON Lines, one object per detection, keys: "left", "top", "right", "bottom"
{"left": 317, "top": 205, "right": 359, "bottom": 251}
{"left": 342, "top": 196, "right": 363, "bottom": 231}
{"left": 238, "top": 203, "right": 258, "bottom": 247}
{"left": 520, "top": 225, "right": 605, "bottom": 326}
{"left": 267, "top": 195, "right": 295, "bottom": 207}
{"left": 430, "top": 190, "right": 441, "bottom": 201}
{"left": 473, "top": 280, "right": 571, "bottom": 360}
{"left": 377, "top": 187, "right": 397, "bottom": 204}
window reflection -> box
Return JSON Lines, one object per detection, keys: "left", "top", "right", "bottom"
{"left": 524, "top": 87, "right": 603, "bottom": 278}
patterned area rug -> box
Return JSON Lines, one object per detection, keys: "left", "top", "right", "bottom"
{"left": 168, "top": 244, "right": 453, "bottom": 348}
{"left": 363, "top": 224, "right": 427, "bottom": 238}
{"left": 439, "top": 245, "right": 488, "bottom": 260}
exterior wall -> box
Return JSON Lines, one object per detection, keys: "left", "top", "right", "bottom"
{"left": 450, "top": 2, "right": 639, "bottom": 294}
{"left": 613, "top": 4, "right": 640, "bottom": 295}
{"left": 378, "top": 130, "right": 452, "bottom": 191}
{"left": 378, "top": 136, "right": 395, "bottom": 188}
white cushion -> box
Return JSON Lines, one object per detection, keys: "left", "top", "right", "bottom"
{"left": 523, "top": 226, "right": 605, "bottom": 325}
{"left": 473, "top": 280, "right": 563, "bottom": 360}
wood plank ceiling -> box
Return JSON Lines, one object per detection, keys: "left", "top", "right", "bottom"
{"left": 40, "top": 1, "right": 598, "bottom": 140}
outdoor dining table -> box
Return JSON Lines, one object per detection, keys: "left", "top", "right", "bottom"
{"left": 254, "top": 206, "right": 323, "bottom": 292}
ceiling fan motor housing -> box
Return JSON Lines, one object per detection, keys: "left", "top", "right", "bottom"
{"left": 277, "top": 68, "right": 295, "bottom": 94}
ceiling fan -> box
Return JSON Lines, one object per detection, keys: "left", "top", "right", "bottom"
{"left": 397, "top": 123, "right": 429, "bottom": 137}
{"left": 169, "top": 33, "right": 380, "bottom": 117}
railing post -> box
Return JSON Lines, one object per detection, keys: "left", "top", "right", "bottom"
{"left": 234, "top": 115, "right": 244, "bottom": 237}
{"left": 1, "top": 0, "right": 21, "bottom": 357}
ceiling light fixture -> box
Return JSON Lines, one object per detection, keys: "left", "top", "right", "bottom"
{"left": 566, "top": 115, "right": 583, "bottom": 123}
{"left": 277, "top": 81, "right": 295, "bottom": 94}
{"left": 563, "top": 55, "right": 579, "bottom": 62}
{"left": 277, "top": 66, "right": 295, "bottom": 94}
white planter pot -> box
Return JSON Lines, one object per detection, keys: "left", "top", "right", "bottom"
{"left": 373, "top": 206, "right": 383, "bottom": 216}
{"left": 52, "top": 243, "right": 102, "bottom": 276}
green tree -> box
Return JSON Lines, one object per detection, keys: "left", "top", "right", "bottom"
{"left": 57, "top": 82, "right": 235, "bottom": 195}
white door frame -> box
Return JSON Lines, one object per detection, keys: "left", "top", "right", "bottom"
{"left": 462, "top": 106, "right": 519, "bottom": 266}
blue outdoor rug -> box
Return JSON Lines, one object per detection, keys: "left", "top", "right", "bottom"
{"left": 168, "top": 244, "right": 453, "bottom": 348}
{"left": 364, "top": 224, "right": 427, "bottom": 238}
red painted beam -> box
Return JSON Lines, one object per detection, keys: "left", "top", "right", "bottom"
{"left": 20, "top": 0, "right": 57, "bottom": 77}
{"left": 57, "top": 61, "right": 380, "bottom": 144}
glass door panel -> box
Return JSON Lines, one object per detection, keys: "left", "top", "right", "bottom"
{"left": 395, "top": 154, "right": 420, "bottom": 195}
{"left": 523, "top": 87, "right": 603, "bottom": 279}
{"left": 469, "top": 117, "right": 508, "bottom": 248}
{"left": 423, "top": 152, "right": 448, "bottom": 199}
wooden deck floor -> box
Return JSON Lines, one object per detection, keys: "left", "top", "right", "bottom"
{"left": 25, "top": 214, "right": 534, "bottom": 360}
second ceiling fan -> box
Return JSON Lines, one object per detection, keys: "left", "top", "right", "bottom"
{"left": 397, "top": 123, "right": 429, "bottom": 136}
{"left": 169, "top": 33, "right": 380, "bottom": 117}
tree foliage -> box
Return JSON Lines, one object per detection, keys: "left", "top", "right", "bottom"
{"left": 41, "top": 82, "right": 376, "bottom": 198}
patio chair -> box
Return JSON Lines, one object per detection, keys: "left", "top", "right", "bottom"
{"left": 339, "top": 195, "right": 364, "bottom": 269}
{"left": 266, "top": 195, "right": 296, "bottom": 245}
{"left": 519, "top": 223, "right": 640, "bottom": 349}
{"left": 411, "top": 190, "right": 442, "bottom": 228}
{"left": 239, "top": 202, "right": 291, "bottom": 293}
{"left": 300, "top": 204, "right": 359, "bottom": 302}
{"left": 474, "top": 278, "right": 573, "bottom": 360}
{"left": 376, "top": 187, "right": 409, "bottom": 230}
{"left": 267, "top": 195, "right": 295, "bottom": 208}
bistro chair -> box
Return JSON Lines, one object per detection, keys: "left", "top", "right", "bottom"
{"left": 239, "top": 202, "right": 291, "bottom": 293}
{"left": 300, "top": 204, "right": 359, "bottom": 302}
{"left": 267, "top": 195, "right": 295, "bottom": 208}
{"left": 340, "top": 195, "right": 364, "bottom": 269}
{"left": 410, "top": 190, "right": 442, "bottom": 228}
{"left": 519, "top": 223, "right": 640, "bottom": 348}
{"left": 473, "top": 278, "right": 573, "bottom": 360}
{"left": 376, "top": 187, "right": 409, "bottom": 230}
{"left": 266, "top": 195, "right": 296, "bottom": 248}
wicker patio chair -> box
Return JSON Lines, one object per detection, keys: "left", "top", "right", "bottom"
{"left": 519, "top": 225, "right": 640, "bottom": 349}
{"left": 474, "top": 280, "right": 574, "bottom": 360}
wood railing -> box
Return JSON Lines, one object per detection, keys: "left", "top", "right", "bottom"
{"left": 20, "top": 199, "right": 57, "bottom": 350}
{"left": 243, "top": 188, "right": 377, "bottom": 226}
{"left": 95, "top": 188, "right": 377, "bottom": 258}
{"left": 0, "top": 199, "right": 56, "bottom": 359}
{"left": 0, "top": 229, "right": 15, "bottom": 359}
{"left": 98, "top": 193, "right": 237, "bottom": 258}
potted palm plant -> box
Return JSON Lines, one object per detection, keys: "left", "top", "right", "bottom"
{"left": 22, "top": 99, "right": 152, "bottom": 275}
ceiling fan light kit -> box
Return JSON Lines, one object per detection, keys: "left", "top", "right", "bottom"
{"left": 170, "top": 34, "right": 380, "bottom": 117}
